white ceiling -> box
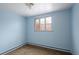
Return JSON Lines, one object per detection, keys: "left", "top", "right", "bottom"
{"left": 0, "top": 3, "right": 73, "bottom": 16}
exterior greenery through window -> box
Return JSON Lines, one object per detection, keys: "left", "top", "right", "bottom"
{"left": 35, "top": 17, "right": 52, "bottom": 32}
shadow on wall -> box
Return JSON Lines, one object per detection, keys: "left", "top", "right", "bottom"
{"left": 0, "top": 11, "right": 27, "bottom": 54}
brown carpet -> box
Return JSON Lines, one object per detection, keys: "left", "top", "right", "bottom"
{"left": 6, "top": 44, "right": 71, "bottom": 55}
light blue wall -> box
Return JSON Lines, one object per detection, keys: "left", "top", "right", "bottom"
{"left": 27, "top": 9, "right": 72, "bottom": 51}
{"left": 72, "top": 4, "right": 79, "bottom": 54}
{"left": 0, "top": 6, "right": 75, "bottom": 54}
{"left": 0, "top": 11, "right": 27, "bottom": 54}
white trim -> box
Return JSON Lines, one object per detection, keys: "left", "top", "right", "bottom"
{"left": 0, "top": 43, "right": 27, "bottom": 55}
{"left": 27, "top": 42, "right": 72, "bottom": 54}
{"left": 0, "top": 42, "right": 72, "bottom": 55}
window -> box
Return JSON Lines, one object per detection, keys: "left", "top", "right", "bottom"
{"left": 35, "top": 19, "right": 40, "bottom": 31}
{"left": 46, "top": 17, "right": 52, "bottom": 31}
{"left": 35, "top": 17, "right": 52, "bottom": 32}
{"left": 40, "top": 18, "right": 45, "bottom": 31}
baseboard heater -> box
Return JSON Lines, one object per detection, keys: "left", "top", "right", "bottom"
{"left": 0, "top": 43, "right": 27, "bottom": 55}
{"left": 0, "top": 42, "right": 72, "bottom": 55}
{"left": 27, "top": 42, "right": 72, "bottom": 54}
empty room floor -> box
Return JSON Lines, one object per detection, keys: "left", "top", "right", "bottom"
{"left": 6, "top": 44, "right": 71, "bottom": 55}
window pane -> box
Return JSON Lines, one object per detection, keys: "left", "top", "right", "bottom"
{"left": 36, "top": 19, "right": 39, "bottom": 24}
{"left": 46, "top": 23, "right": 52, "bottom": 31}
{"left": 35, "top": 19, "right": 40, "bottom": 31}
{"left": 46, "top": 17, "right": 52, "bottom": 31}
{"left": 46, "top": 17, "right": 52, "bottom": 23}
{"left": 40, "top": 18, "right": 45, "bottom": 24}
{"left": 40, "top": 18, "right": 45, "bottom": 31}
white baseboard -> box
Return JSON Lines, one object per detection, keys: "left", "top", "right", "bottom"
{"left": 0, "top": 43, "right": 27, "bottom": 55}
{"left": 0, "top": 42, "right": 72, "bottom": 55}
{"left": 27, "top": 42, "right": 72, "bottom": 53}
